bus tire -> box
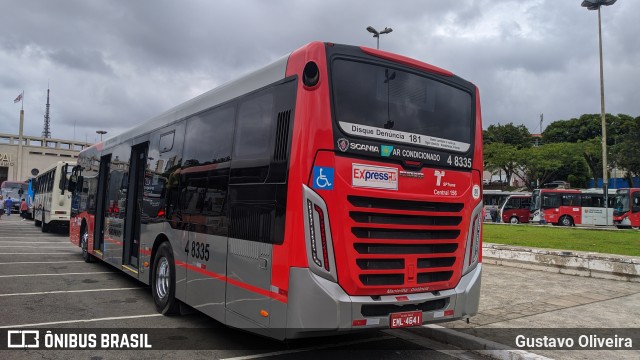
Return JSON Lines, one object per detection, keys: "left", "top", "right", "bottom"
{"left": 152, "top": 242, "right": 180, "bottom": 315}
{"left": 80, "top": 226, "right": 94, "bottom": 263}
{"left": 41, "top": 214, "right": 49, "bottom": 233}
{"left": 509, "top": 216, "right": 519, "bottom": 224}
{"left": 559, "top": 216, "right": 573, "bottom": 227}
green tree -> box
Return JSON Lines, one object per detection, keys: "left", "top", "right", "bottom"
{"left": 578, "top": 138, "right": 604, "bottom": 186}
{"left": 483, "top": 123, "right": 532, "bottom": 148}
{"left": 484, "top": 143, "right": 518, "bottom": 186}
{"left": 513, "top": 143, "right": 584, "bottom": 190}
{"left": 610, "top": 116, "right": 640, "bottom": 184}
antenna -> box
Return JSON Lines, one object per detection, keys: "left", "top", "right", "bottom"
{"left": 42, "top": 86, "right": 51, "bottom": 138}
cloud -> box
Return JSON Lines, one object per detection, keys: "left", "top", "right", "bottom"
{"left": 0, "top": 0, "right": 638, "bottom": 142}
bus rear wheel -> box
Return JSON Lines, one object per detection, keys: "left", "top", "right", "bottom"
{"left": 41, "top": 214, "right": 49, "bottom": 233}
{"left": 152, "top": 242, "right": 180, "bottom": 315}
{"left": 559, "top": 216, "right": 574, "bottom": 227}
{"left": 509, "top": 217, "right": 520, "bottom": 224}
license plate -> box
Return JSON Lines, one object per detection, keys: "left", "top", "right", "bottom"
{"left": 389, "top": 311, "right": 422, "bottom": 328}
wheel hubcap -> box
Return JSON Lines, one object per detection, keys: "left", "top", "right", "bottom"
{"left": 156, "top": 257, "right": 170, "bottom": 300}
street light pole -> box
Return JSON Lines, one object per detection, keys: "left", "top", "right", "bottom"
{"left": 581, "top": 0, "right": 616, "bottom": 225}
{"left": 96, "top": 130, "right": 107, "bottom": 142}
{"left": 597, "top": 6, "right": 607, "bottom": 194}
{"left": 366, "top": 26, "right": 393, "bottom": 49}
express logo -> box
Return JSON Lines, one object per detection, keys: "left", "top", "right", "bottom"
{"left": 352, "top": 163, "right": 398, "bottom": 190}
{"left": 337, "top": 138, "right": 349, "bottom": 152}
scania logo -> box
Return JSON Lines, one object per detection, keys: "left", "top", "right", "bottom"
{"left": 337, "top": 138, "right": 349, "bottom": 152}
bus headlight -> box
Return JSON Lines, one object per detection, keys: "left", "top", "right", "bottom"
{"left": 302, "top": 185, "right": 337, "bottom": 282}
{"left": 463, "top": 202, "right": 482, "bottom": 276}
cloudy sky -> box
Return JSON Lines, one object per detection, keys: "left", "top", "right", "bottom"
{"left": 1, "top": 0, "right": 638, "bottom": 143}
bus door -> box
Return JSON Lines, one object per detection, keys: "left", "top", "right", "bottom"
{"left": 94, "top": 154, "right": 111, "bottom": 257}
{"left": 630, "top": 191, "right": 640, "bottom": 227}
{"left": 123, "top": 142, "right": 148, "bottom": 270}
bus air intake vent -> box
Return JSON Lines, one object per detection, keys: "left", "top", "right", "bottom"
{"left": 350, "top": 211, "right": 462, "bottom": 226}
{"left": 417, "top": 271, "right": 453, "bottom": 284}
{"left": 229, "top": 204, "right": 274, "bottom": 243}
{"left": 354, "top": 243, "right": 458, "bottom": 254}
{"left": 352, "top": 227, "right": 460, "bottom": 240}
{"left": 348, "top": 195, "right": 463, "bottom": 212}
{"left": 356, "top": 259, "right": 404, "bottom": 270}
{"left": 417, "top": 257, "right": 456, "bottom": 268}
{"left": 273, "top": 110, "right": 291, "bottom": 162}
{"left": 359, "top": 274, "right": 404, "bottom": 286}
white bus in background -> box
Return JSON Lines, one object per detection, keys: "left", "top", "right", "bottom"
{"left": 33, "top": 161, "right": 76, "bottom": 233}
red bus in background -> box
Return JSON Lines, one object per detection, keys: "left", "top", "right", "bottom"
{"left": 613, "top": 188, "right": 640, "bottom": 229}
{"left": 68, "top": 42, "right": 483, "bottom": 340}
{"left": 500, "top": 194, "right": 532, "bottom": 224}
{"left": 530, "top": 188, "right": 617, "bottom": 226}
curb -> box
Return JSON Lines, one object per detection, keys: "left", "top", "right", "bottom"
{"left": 482, "top": 243, "right": 640, "bottom": 282}
{"left": 421, "top": 325, "right": 552, "bottom": 360}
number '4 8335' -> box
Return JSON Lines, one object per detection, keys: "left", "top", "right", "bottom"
{"left": 185, "top": 241, "right": 210, "bottom": 261}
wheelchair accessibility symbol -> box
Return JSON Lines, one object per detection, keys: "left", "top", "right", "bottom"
{"left": 313, "top": 166, "right": 334, "bottom": 190}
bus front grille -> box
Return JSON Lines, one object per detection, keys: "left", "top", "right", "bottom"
{"left": 346, "top": 195, "right": 463, "bottom": 290}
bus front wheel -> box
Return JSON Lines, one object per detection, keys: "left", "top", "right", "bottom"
{"left": 152, "top": 242, "right": 180, "bottom": 315}
{"left": 559, "top": 216, "right": 574, "bottom": 227}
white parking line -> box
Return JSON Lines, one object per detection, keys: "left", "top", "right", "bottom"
{"left": 0, "top": 241, "right": 73, "bottom": 244}
{"left": 0, "top": 246, "right": 73, "bottom": 248}
{"left": 0, "top": 236, "right": 58, "bottom": 238}
{"left": 0, "top": 287, "right": 142, "bottom": 298}
{"left": 0, "top": 271, "right": 112, "bottom": 278}
{"left": 382, "top": 329, "right": 480, "bottom": 360}
{"left": 0, "top": 252, "right": 78, "bottom": 255}
{"left": 0, "top": 314, "right": 163, "bottom": 329}
{"left": 0, "top": 261, "right": 84, "bottom": 265}
{"left": 220, "top": 335, "right": 397, "bottom": 360}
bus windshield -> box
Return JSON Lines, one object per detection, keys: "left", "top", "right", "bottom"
{"left": 615, "top": 191, "right": 630, "bottom": 213}
{"left": 331, "top": 59, "right": 472, "bottom": 153}
{"left": 1, "top": 181, "right": 27, "bottom": 200}
{"left": 530, "top": 190, "right": 540, "bottom": 212}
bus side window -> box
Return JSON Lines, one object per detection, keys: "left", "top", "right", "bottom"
{"left": 633, "top": 193, "right": 640, "bottom": 212}
{"left": 231, "top": 90, "right": 275, "bottom": 184}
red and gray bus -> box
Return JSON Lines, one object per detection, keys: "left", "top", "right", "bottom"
{"left": 68, "top": 42, "right": 483, "bottom": 340}
{"left": 530, "top": 188, "right": 617, "bottom": 226}
{"left": 613, "top": 188, "right": 640, "bottom": 229}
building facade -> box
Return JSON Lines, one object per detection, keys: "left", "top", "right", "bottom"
{"left": 0, "top": 132, "right": 90, "bottom": 184}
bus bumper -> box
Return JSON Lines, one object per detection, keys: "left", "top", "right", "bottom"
{"left": 285, "top": 263, "right": 481, "bottom": 339}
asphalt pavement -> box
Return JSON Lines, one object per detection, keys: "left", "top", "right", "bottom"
{"left": 0, "top": 215, "right": 483, "bottom": 360}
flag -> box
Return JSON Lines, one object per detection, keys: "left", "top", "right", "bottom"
{"left": 14, "top": 92, "right": 23, "bottom": 103}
